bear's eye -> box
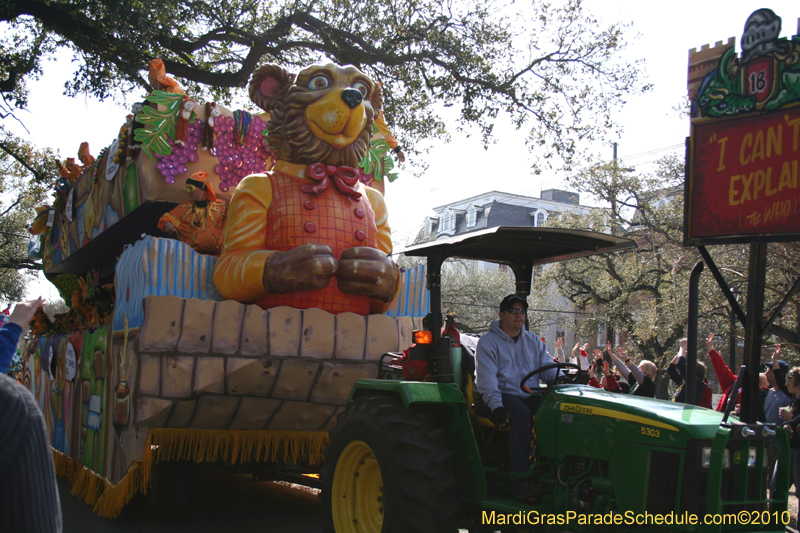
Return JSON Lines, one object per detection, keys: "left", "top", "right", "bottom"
{"left": 309, "top": 76, "right": 330, "bottom": 90}
{"left": 353, "top": 82, "right": 369, "bottom": 97}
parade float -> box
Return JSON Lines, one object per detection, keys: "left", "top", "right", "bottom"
{"left": 21, "top": 59, "right": 418, "bottom": 518}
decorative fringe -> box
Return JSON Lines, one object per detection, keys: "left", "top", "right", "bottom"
{"left": 51, "top": 428, "right": 329, "bottom": 519}
{"left": 71, "top": 468, "right": 104, "bottom": 505}
{"left": 147, "top": 428, "right": 329, "bottom": 466}
{"left": 52, "top": 449, "right": 144, "bottom": 518}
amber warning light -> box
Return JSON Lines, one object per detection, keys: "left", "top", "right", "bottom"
{"left": 413, "top": 330, "right": 433, "bottom": 345}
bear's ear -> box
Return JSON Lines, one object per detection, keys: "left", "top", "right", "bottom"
{"left": 369, "top": 82, "right": 382, "bottom": 116}
{"left": 249, "top": 64, "right": 295, "bottom": 112}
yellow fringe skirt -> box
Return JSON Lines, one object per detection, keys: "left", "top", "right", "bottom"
{"left": 52, "top": 429, "right": 329, "bottom": 519}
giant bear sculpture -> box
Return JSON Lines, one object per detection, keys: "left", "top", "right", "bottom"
{"left": 213, "top": 63, "right": 400, "bottom": 315}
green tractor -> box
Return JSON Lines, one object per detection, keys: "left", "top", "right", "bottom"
{"left": 319, "top": 226, "right": 791, "bottom": 533}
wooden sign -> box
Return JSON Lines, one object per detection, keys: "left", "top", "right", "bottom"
{"left": 685, "top": 8, "right": 800, "bottom": 245}
{"left": 687, "top": 107, "right": 800, "bottom": 243}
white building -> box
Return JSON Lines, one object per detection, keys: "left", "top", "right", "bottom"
{"left": 418, "top": 189, "right": 593, "bottom": 243}
{"left": 412, "top": 189, "right": 602, "bottom": 355}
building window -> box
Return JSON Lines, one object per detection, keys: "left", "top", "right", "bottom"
{"left": 536, "top": 211, "right": 546, "bottom": 227}
{"left": 424, "top": 217, "right": 437, "bottom": 237}
{"left": 440, "top": 210, "right": 455, "bottom": 233}
{"left": 467, "top": 208, "right": 477, "bottom": 227}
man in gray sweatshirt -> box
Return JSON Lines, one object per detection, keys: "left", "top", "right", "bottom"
{"left": 475, "top": 294, "right": 557, "bottom": 485}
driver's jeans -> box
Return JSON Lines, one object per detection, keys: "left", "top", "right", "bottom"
{"left": 502, "top": 393, "right": 542, "bottom": 472}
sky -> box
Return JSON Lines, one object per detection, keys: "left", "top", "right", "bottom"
{"left": 8, "top": 0, "right": 800, "bottom": 301}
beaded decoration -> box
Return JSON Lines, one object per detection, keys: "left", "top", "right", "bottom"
{"left": 213, "top": 113, "right": 274, "bottom": 192}
{"left": 233, "top": 110, "right": 252, "bottom": 147}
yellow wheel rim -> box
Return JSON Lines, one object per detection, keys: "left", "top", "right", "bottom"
{"left": 331, "top": 440, "right": 384, "bottom": 533}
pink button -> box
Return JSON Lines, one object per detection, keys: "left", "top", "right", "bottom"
{"left": 304, "top": 222, "right": 317, "bottom": 233}
{"left": 354, "top": 208, "right": 364, "bottom": 218}
{"left": 355, "top": 230, "right": 366, "bottom": 241}
{"left": 304, "top": 200, "right": 316, "bottom": 210}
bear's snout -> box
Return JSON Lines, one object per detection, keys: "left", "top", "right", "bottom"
{"left": 341, "top": 89, "right": 363, "bottom": 110}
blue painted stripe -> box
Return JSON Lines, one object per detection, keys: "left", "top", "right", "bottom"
{"left": 112, "top": 236, "right": 219, "bottom": 331}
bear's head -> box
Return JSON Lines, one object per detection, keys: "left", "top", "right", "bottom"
{"left": 249, "top": 63, "right": 381, "bottom": 167}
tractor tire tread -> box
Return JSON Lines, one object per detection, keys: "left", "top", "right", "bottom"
{"left": 321, "top": 395, "right": 458, "bottom": 533}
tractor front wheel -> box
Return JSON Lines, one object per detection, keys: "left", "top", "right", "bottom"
{"left": 321, "top": 395, "right": 458, "bottom": 533}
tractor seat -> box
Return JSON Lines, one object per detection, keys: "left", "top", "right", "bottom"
{"left": 465, "top": 374, "right": 495, "bottom": 428}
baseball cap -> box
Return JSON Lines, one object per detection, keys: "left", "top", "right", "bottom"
{"left": 500, "top": 294, "right": 528, "bottom": 312}
{"left": 765, "top": 359, "right": 789, "bottom": 374}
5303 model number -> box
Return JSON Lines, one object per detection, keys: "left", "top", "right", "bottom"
{"left": 641, "top": 427, "right": 660, "bottom": 438}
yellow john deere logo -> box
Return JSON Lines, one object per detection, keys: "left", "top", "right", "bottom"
{"left": 559, "top": 403, "right": 679, "bottom": 432}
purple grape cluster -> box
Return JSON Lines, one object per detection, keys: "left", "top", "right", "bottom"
{"left": 213, "top": 115, "right": 274, "bottom": 192}
{"left": 155, "top": 119, "right": 203, "bottom": 184}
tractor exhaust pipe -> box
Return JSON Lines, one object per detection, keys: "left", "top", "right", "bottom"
{"left": 686, "top": 261, "right": 703, "bottom": 406}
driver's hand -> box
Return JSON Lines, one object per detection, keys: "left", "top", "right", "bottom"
{"left": 523, "top": 385, "right": 532, "bottom": 394}
{"left": 490, "top": 407, "right": 511, "bottom": 431}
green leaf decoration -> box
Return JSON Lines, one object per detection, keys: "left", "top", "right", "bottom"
{"left": 133, "top": 91, "right": 185, "bottom": 157}
{"left": 371, "top": 138, "right": 391, "bottom": 154}
{"left": 358, "top": 146, "right": 380, "bottom": 176}
{"left": 358, "top": 123, "right": 401, "bottom": 183}
{"left": 384, "top": 154, "right": 399, "bottom": 182}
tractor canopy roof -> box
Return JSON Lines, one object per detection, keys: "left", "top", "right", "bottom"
{"left": 401, "top": 226, "right": 636, "bottom": 267}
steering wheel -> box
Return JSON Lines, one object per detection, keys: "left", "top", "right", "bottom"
{"left": 519, "top": 362, "right": 582, "bottom": 392}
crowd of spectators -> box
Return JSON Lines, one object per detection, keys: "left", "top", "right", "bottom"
{"left": 569, "top": 340, "right": 657, "bottom": 398}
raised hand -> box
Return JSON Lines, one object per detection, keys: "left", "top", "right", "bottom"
{"left": 706, "top": 333, "right": 715, "bottom": 352}
{"left": 773, "top": 344, "right": 782, "bottom": 365}
{"left": 9, "top": 297, "right": 45, "bottom": 327}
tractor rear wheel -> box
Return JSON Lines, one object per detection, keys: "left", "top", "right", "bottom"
{"left": 321, "top": 395, "right": 458, "bottom": 533}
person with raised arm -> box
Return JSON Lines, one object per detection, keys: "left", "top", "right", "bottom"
{"left": 1, "top": 298, "right": 44, "bottom": 374}
{"left": 609, "top": 344, "right": 657, "bottom": 398}
{"left": 667, "top": 338, "right": 712, "bottom": 408}
{"left": 706, "top": 333, "right": 739, "bottom": 412}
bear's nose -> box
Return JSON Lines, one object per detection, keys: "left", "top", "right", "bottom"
{"left": 341, "top": 89, "right": 363, "bottom": 109}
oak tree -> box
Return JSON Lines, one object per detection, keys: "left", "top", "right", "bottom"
{"left": 534, "top": 154, "right": 799, "bottom": 370}
{"left": 0, "top": 127, "right": 60, "bottom": 302}
{"left": 3, "top": 0, "right": 647, "bottom": 168}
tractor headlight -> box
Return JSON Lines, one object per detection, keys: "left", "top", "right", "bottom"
{"left": 701, "top": 447, "right": 730, "bottom": 469}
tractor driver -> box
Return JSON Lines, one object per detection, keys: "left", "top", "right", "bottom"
{"left": 475, "top": 294, "right": 558, "bottom": 491}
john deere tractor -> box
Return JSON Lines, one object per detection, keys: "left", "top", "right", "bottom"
{"left": 319, "top": 226, "right": 790, "bottom": 533}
